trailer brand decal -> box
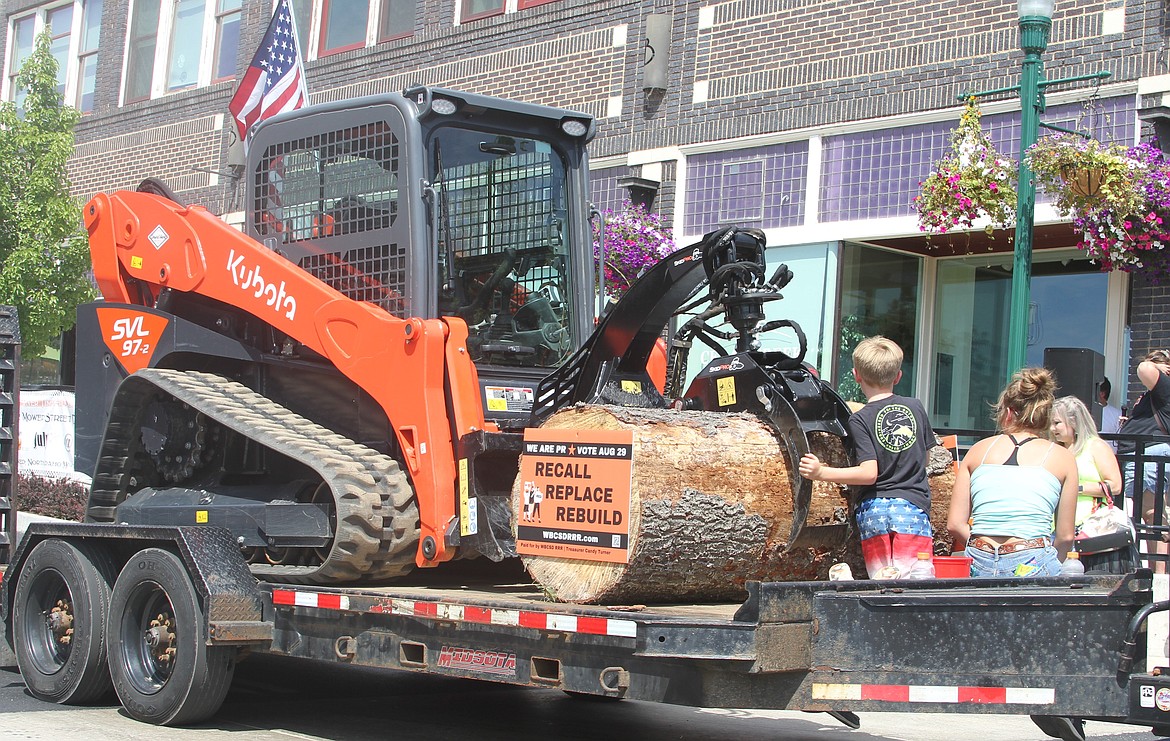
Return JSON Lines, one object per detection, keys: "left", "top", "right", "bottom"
{"left": 271, "top": 589, "right": 637, "bottom": 638}
{"left": 437, "top": 646, "right": 517, "bottom": 676}
{"left": 515, "top": 428, "right": 634, "bottom": 563}
{"left": 811, "top": 683, "right": 1055, "bottom": 705}
{"left": 1158, "top": 687, "right": 1170, "bottom": 712}
{"left": 95, "top": 308, "right": 169, "bottom": 374}
{"left": 227, "top": 249, "right": 297, "bottom": 320}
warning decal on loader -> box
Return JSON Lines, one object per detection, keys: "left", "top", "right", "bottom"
{"left": 516, "top": 428, "right": 633, "bottom": 563}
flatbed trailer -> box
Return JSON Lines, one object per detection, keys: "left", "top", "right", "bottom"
{"left": 4, "top": 522, "right": 1170, "bottom": 740}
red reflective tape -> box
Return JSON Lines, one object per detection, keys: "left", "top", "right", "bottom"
{"left": 959, "top": 686, "right": 1007, "bottom": 703}
{"left": 519, "top": 611, "right": 547, "bottom": 630}
{"left": 576, "top": 616, "right": 608, "bottom": 635}
{"left": 317, "top": 593, "right": 342, "bottom": 610}
{"left": 464, "top": 606, "right": 493, "bottom": 623}
{"left": 413, "top": 601, "right": 438, "bottom": 617}
{"left": 272, "top": 589, "right": 296, "bottom": 606}
{"left": 862, "top": 684, "right": 909, "bottom": 702}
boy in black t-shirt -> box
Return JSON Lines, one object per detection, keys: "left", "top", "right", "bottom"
{"left": 798, "top": 336, "right": 935, "bottom": 578}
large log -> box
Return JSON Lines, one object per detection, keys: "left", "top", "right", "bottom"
{"left": 512, "top": 405, "right": 851, "bottom": 604}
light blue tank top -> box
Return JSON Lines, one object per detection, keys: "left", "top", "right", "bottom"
{"left": 969, "top": 437, "right": 1062, "bottom": 538}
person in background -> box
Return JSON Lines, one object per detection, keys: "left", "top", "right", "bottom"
{"left": 1117, "top": 350, "right": 1170, "bottom": 570}
{"left": 799, "top": 336, "right": 934, "bottom": 579}
{"left": 1099, "top": 376, "right": 1122, "bottom": 439}
{"left": 1052, "top": 395, "right": 1122, "bottom": 530}
{"left": 947, "top": 368, "right": 1078, "bottom": 577}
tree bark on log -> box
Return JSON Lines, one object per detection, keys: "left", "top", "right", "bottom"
{"left": 513, "top": 405, "right": 851, "bottom": 604}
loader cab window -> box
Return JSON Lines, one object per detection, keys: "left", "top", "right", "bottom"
{"left": 250, "top": 121, "right": 407, "bottom": 316}
{"left": 430, "top": 127, "right": 573, "bottom": 369}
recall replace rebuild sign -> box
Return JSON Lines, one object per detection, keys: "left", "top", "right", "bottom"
{"left": 515, "top": 428, "right": 634, "bottom": 563}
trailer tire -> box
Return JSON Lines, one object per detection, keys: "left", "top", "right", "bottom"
{"left": 107, "top": 548, "right": 235, "bottom": 726}
{"left": 12, "top": 539, "right": 118, "bottom": 704}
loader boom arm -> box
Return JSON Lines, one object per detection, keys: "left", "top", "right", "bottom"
{"left": 84, "top": 190, "right": 485, "bottom": 566}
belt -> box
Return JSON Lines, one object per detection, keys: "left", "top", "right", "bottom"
{"left": 968, "top": 536, "right": 1049, "bottom": 555}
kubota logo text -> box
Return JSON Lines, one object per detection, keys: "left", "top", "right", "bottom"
{"left": 227, "top": 249, "right": 297, "bottom": 320}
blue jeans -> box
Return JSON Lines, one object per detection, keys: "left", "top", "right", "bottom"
{"left": 966, "top": 541, "right": 1061, "bottom": 578}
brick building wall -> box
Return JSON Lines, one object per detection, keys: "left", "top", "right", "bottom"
{"left": 1, "top": 0, "right": 1167, "bottom": 393}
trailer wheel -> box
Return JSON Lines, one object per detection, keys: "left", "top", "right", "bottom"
{"left": 107, "top": 548, "right": 235, "bottom": 726}
{"left": 12, "top": 539, "right": 118, "bottom": 704}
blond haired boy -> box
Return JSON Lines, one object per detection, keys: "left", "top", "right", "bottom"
{"left": 798, "top": 336, "right": 935, "bottom": 578}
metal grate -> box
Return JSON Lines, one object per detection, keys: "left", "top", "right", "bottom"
{"left": 299, "top": 243, "right": 408, "bottom": 317}
{"left": 252, "top": 123, "right": 400, "bottom": 244}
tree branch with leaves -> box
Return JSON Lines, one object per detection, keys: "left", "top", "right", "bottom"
{"left": 0, "top": 31, "right": 95, "bottom": 358}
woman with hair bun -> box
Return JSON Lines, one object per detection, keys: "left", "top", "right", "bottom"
{"left": 947, "top": 368, "right": 1079, "bottom": 577}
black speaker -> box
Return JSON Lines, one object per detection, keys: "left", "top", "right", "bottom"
{"left": 1044, "top": 347, "right": 1105, "bottom": 428}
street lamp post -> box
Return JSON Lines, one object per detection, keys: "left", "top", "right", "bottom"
{"left": 963, "top": 1, "right": 1107, "bottom": 382}
{"left": 1007, "top": 0, "right": 1054, "bottom": 376}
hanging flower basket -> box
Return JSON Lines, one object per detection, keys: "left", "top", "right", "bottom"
{"left": 1029, "top": 137, "right": 1170, "bottom": 283}
{"left": 1060, "top": 166, "right": 1105, "bottom": 199}
{"left": 914, "top": 99, "right": 1018, "bottom": 236}
{"left": 1026, "top": 133, "right": 1144, "bottom": 215}
{"left": 592, "top": 200, "right": 676, "bottom": 300}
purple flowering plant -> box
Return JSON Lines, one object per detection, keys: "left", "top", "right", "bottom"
{"left": 914, "top": 100, "right": 1018, "bottom": 236}
{"left": 593, "top": 200, "right": 675, "bottom": 299}
{"left": 1028, "top": 137, "right": 1170, "bottom": 282}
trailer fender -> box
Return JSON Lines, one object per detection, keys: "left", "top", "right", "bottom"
{"left": 2, "top": 523, "right": 268, "bottom": 646}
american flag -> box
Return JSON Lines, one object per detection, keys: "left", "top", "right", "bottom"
{"left": 228, "top": 0, "right": 307, "bottom": 152}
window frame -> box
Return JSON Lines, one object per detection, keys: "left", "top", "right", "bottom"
{"left": 3, "top": 1, "right": 102, "bottom": 111}
{"left": 459, "top": 0, "right": 505, "bottom": 23}
{"left": 120, "top": 0, "right": 241, "bottom": 104}
{"left": 74, "top": 0, "right": 101, "bottom": 111}
{"left": 517, "top": 0, "right": 557, "bottom": 8}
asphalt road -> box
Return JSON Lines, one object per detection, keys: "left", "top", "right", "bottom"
{"left": 0, "top": 653, "right": 1162, "bottom": 741}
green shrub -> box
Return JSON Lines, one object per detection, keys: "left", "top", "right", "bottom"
{"left": 15, "top": 475, "right": 87, "bottom": 521}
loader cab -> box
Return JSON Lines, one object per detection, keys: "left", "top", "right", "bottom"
{"left": 413, "top": 88, "right": 595, "bottom": 395}
{"left": 243, "top": 88, "right": 596, "bottom": 429}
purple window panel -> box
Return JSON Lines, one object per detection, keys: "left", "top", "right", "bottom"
{"left": 590, "top": 165, "right": 631, "bottom": 216}
{"left": 685, "top": 141, "right": 808, "bottom": 233}
{"left": 820, "top": 96, "right": 1135, "bottom": 222}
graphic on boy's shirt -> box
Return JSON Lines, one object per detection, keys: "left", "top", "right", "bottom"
{"left": 874, "top": 403, "right": 917, "bottom": 452}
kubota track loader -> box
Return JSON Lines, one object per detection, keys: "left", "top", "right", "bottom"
{"left": 74, "top": 86, "right": 851, "bottom": 586}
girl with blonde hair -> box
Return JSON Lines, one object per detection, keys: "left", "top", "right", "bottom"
{"left": 1051, "top": 395, "right": 1122, "bottom": 529}
{"left": 948, "top": 368, "right": 1079, "bottom": 577}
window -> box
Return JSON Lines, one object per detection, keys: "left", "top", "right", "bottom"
{"left": 378, "top": 0, "right": 414, "bottom": 41}
{"left": 122, "top": 0, "right": 241, "bottom": 103}
{"left": 835, "top": 243, "right": 921, "bottom": 404}
{"left": 5, "top": 15, "right": 35, "bottom": 106}
{"left": 166, "top": 0, "right": 205, "bottom": 91}
{"left": 461, "top": 0, "right": 504, "bottom": 22}
{"left": 125, "top": 0, "right": 160, "bottom": 102}
{"left": 212, "top": 0, "right": 241, "bottom": 81}
{"left": 290, "top": 0, "right": 414, "bottom": 58}
{"left": 320, "top": 0, "right": 368, "bottom": 55}
{"left": 4, "top": 1, "right": 103, "bottom": 111}
{"left": 76, "top": 0, "right": 101, "bottom": 111}
{"left": 46, "top": 5, "right": 72, "bottom": 96}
